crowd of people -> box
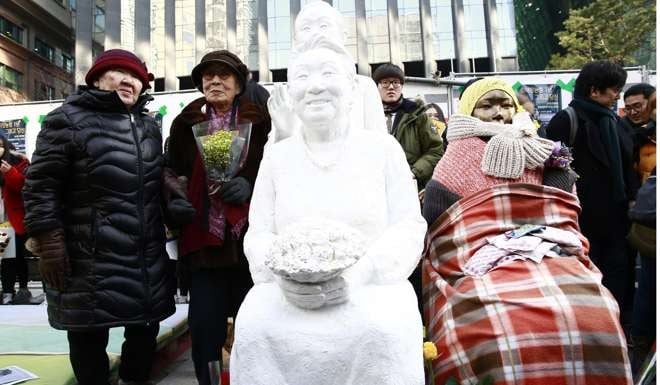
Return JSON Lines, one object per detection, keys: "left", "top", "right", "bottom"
{"left": 0, "top": 4, "right": 654, "bottom": 385}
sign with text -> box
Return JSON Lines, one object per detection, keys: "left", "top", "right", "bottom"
{"left": 520, "top": 84, "right": 562, "bottom": 127}
{"left": 0, "top": 119, "right": 26, "bottom": 154}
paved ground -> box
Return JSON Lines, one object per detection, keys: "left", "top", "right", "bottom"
{"left": 154, "top": 348, "right": 198, "bottom": 385}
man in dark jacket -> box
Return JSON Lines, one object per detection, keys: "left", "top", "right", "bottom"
{"left": 23, "top": 49, "right": 179, "bottom": 385}
{"left": 545, "top": 60, "right": 636, "bottom": 325}
{"left": 165, "top": 50, "right": 270, "bottom": 385}
{"left": 372, "top": 63, "right": 444, "bottom": 192}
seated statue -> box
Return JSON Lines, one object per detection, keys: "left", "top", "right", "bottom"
{"left": 229, "top": 36, "right": 426, "bottom": 385}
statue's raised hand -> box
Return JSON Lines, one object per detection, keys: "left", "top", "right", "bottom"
{"left": 267, "top": 83, "right": 300, "bottom": 143}
{"left": 278, "top": 276, "right": 348, "bottom": 310}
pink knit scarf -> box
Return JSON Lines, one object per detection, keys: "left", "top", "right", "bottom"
{"left": 432, "top": 137, "right": 543, "bottom": 198}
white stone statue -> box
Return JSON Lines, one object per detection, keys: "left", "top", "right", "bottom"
{"left": 230, "top": 34, "right": 426, "bottom": 385}
{"left": 267, "top": 0, "right": 386, "bottom": 145}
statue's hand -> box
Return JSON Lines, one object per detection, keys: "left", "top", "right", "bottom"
{"left": 267, "top": 84, "right": 299, "bottom": 142}
{"left": 278, "top": 276, "right": 348, "bottom": 310}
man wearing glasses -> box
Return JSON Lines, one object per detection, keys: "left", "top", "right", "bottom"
{"left": 622, "top": 83, "right": 655, "bottom": 134}
{"left": 372, "top": 63, "right": 444, "bottom": 192}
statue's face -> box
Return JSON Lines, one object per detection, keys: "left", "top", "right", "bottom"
{"left": 294, "top": 6, "right": 343, "bottom": 44}
{"left": 288, "top": 48, "right": 352, "bottom": 126}
{"left": 471, "top": 90, "right": 516, "bottom": 124}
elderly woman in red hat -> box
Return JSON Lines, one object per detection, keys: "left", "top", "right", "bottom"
{"left": 165, "top": 50, "right": 270, "bottom": 385}
{"left": 23, "top": 49, "right": 183, "bottom": 385}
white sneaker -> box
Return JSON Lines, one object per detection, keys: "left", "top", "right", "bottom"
{"left": 1, "top": 292, "right": 12, "bottom": 304}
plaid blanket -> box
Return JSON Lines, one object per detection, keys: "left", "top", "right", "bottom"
{"left": 423, "top": 183, "right": 632, "bottom": 385}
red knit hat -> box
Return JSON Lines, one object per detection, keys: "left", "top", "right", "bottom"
{"left": 85, "top": 49, "right": 154, "bottom": 92}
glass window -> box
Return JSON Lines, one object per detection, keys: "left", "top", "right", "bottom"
{"left": 150, "top": 1, "right": 165, "bottom": 76}
{"left": 430, "top": 0, "right": 455, "bottom": 60}
{"left": 398, "top": 0, "right": 422, "bottom": 61}
{"left": 176, "top": 0, "right": 196, "bottom": 75}
{"left": 236, "top": 0, "right": 259, "bottom": 70}
{"left": 0, "top": 16, "right": 24, "bottom": 45}
{"left": 335, "top": 0, "right": 358, "bottom": 64}
{"left": 463, "top": 0, "right": 487, "bottom": 59}
{"left": 35, "top": 81, "right": 55, "bottom": 101}
{"left": 206, "top": 0, "right": 228, "bottom": 52}
{"left": 366, "top": 0, "right": 390, "bottom": 63}
{"left": 0, "top": 64, "right": 23, "bottom": 92}
{"left": 35, "top": 38, "right": 55, "bottom": 62}
{"left": 496, "top": 0, "right": 517, "bottom": 57}
{"left": 62, "top": 53, "right": 74, "bottom": 73}
{"left": 94, "top": 5, "right": 105, "bottom": 33}
{"left": 267, "top": 0, "right": 291, "bottom": 70}
{"left": 120, "top": 0, "right": 135, "bottom": 51}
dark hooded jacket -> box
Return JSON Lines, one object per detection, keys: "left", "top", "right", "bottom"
{"left": 23, "top": 86, "right": 175, "bottom": 330}
{"left": 166, "top": 96, "right": 270, "bottom": 270}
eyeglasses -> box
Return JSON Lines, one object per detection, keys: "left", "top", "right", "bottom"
{"left": 624, "top": 103, "right": 646, "bottom": 113}
{"left": 378, "top": 80, "right": 402, "bottom": 89}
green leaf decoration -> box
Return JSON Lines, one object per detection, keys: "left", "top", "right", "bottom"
{"left": 22, "top": 116, "right": 29, "bottom": 125}
{"left": 512, "top": 81, "right": 523, "bottom": 92}
{"left": 556, "top": 78, "right": 576, "bottom": 93}
{"left": 179, "top": 102, "right": 185, "bottom": 108}
{"left": 38, "top": 115, "right": 46, "bottom": 124}
{"left": 158, "top": 105, "right": 168, "bottom": 116}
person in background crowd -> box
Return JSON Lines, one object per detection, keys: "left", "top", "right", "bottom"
{"left": 424, "top": 103, "right": 447, "bottom": 138}
{"left": 623, "top": 84, "right": 656, "bottom": 184}
{"left": 373, "top": 63, "right": 444, "bottom": 191}
{"left": 0, "top": 134, "right": 30, "bottom": 305}
{"left": 545, "top": 60, "right": 637, "bottom": 328}
{"left": 23, "top": 49, "right": 176, "bottom": 385}
{"left": 516, "top": 88, "right": 544, "bottom": 133}
{"left": 631, "top": 90, "right": 656, "bottom": 185}
{"left": 623, "top": 83, "right": 655, "bottom": 132}
{"left": 628, "top": 92, "right": 655, "bottom": 376}
{"left": 372, "top": 62, "right": 444, "bottom": 318}
{"left": 165, "top": 50, "right": 270, "bottom": 385}
{"left": 422, "top": 76, "right": 631, "bottom": 385}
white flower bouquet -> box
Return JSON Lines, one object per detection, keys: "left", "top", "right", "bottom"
{"left": 191, "top": 122, "right": 252, "bottom": 194}
{"left": 266, "top": 218, "right": 366, "bottom": 283}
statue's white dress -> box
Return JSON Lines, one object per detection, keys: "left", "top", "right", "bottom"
{"left": 230, "top": 129, "right": 426, "bottom": 385}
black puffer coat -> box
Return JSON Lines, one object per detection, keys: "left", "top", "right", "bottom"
{"left": 23, "top": 86, "right": 175, "bottom": 330}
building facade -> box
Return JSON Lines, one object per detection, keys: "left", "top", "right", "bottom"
{"left": 1, "top": 0, "right": 520, "bottom": 101}
{"left": 0, "top": 0, "right": 77, "bottom": 103}
{"left": 96, "top": 0, "right": 519, "bottom": 91}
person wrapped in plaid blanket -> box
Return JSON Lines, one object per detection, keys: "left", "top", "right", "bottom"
{"left": 422, "top": 77, "right": 632, "bottom": 385}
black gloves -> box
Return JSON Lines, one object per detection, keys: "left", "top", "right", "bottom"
{"left": 163, "top": 167, "right": 196, "bottom": 226}
{"left": 27, "top": 228, "right": 70, "bottom": 291}
{"left": 168, "top": 198, "right": 196, "bottom": 225}
{"left": 220, "top": 177, "right": 251, "bottom": 204}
